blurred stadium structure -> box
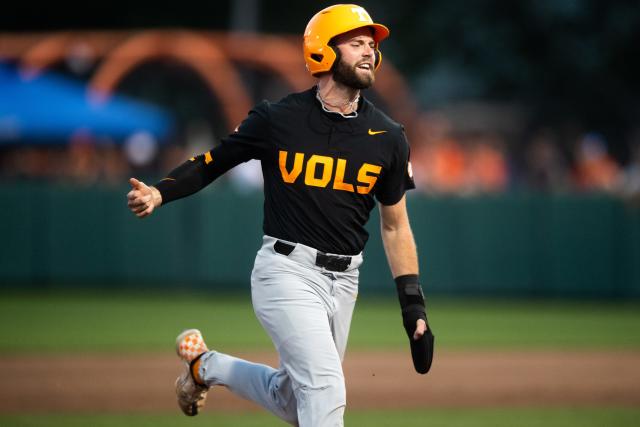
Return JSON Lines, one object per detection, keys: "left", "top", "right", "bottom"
{"left": 0, "top": 23, "right": 638, "bottom": 196}
{"left": 0, "top": 30, "right": 424, "bottom": 189}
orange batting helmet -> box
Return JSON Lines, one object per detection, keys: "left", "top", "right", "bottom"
{"left": 303, "top": 4, "right": 390, "bottom": 76}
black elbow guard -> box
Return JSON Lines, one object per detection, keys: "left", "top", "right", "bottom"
{"left": 395, "top": 274, "right": 434, "bottom": 374}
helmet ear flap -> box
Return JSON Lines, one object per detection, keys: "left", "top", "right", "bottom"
{"left": 307, "top": 46, "right": 337, "bottom": 76}
{"left": 374, "top": 48, "right": 381, "bottom": 68}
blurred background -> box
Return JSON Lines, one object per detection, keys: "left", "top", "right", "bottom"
{"left": 1, "top": 0, "right": 639, "bottom": 297}
{"left": 1, "top": 1, "right": 640, "bottom": 426}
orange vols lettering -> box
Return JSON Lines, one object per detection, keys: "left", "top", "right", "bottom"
{"left": 332, "top": 158, "right": 355, "bottom": 192}
{"left": 357, "top": 164, "right": 382, "bottom": 194}
{"left": 279, "top": 151, "right": 304, "bottom": 183}
{"left": 278, "top": 150, "right": 381, "bottom": 193}
{"left": 305, "top": 155, "right": 334, "bottom": 187}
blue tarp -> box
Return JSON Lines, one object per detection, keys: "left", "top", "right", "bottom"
{"left": 0, "top": 63, "right": 173, "bottom": 143}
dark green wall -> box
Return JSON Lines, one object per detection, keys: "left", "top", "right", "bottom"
{"left": 1, "top": 183, "right": 638, "bottom": 297}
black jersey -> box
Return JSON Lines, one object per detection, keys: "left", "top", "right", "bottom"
{"left": 156, "top": 87, "right": 415, "bottom": 255}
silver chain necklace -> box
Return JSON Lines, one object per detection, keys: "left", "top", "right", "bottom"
{"left": 315, "top": 89, "right": 359, "bottom": 119}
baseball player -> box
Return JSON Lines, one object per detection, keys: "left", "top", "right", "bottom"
{"left": 126, "top": 4, "right": 434, "bottom": 426}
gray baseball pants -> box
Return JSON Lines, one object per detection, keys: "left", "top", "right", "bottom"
{"left": 198, "top": 235, "right": 363, "bottom": 426}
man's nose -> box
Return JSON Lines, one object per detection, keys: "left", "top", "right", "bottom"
{"left": 363, "top": 45, "right": 374, "bottom": 58}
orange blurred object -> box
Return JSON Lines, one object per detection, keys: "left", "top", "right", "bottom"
{"left": 468, "top": 139, "right": 508, "bottom": 192}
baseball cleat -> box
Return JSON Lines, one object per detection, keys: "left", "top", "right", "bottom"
{"left": 175, "top": 329, "right": 210, "bottom": 416}
{"left": 175, "top": 366, "right": 208, "bottom": 416}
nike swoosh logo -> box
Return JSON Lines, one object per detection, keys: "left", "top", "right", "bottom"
{"left": 368, "top": 129, "right": 387, "bottom": 135}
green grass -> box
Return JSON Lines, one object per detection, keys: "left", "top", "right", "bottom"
{"left": 0, "top": 292, "right": 271, "bottom": 353}
{"left": 355, "top": 297, "right": 640, "bottom": 349}
{"left": 1, "top": 291, "right": 639, "bottom": 353}
{"left": 2, "top": 408, "right": 639, "bottom": 427}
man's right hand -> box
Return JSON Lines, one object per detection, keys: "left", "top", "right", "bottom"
{"left": 127, "top": 177, "right": 162, "bottom": 218}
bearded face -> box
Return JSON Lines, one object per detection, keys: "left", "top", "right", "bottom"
{"left": 330, "top": 28, "right": 377, "bottom": 90}
{"left": 332, "top": 54, "right": 375, "bottom": 90}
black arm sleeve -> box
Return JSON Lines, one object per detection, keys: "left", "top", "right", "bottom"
{"left": 155, "top": 102, "right": 270, "bottom": 205}
{"left": 395, "top": 274, "right": 434, "bottom": 374}
{"left": 395, "top": 274, "right": 427, "bottom": 331}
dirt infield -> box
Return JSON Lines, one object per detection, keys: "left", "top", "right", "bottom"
{"left": 1, "top": 350, "right": 639, "bottom": 413}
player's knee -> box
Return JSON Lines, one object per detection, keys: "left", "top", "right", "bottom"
{"left": 301, "top": 375, "right": 346, "bottom": 407}
{"left": 295, "top": 377, "right": 346, "bottom": 426}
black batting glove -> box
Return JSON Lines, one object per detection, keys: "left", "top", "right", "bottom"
{"left": 395, "top": 274, "right": 435, "bottom": 374}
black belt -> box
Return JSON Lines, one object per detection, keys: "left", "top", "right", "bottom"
{"left": 274, "top": 240, "right": 352, "bottom": 272}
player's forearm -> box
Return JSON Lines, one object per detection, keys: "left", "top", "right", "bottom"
{"left": 154, "top": 154, "right": 216, "bottom": 205}
{"left": 154, "top": 142, "right": 252, "bottom": 205}
{"left": 381, "top": 222, "right": 419, "bottom": 278}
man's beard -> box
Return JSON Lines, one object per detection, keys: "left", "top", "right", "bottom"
{"left": 332, "top": 58, "right": 374, "bottom": 89}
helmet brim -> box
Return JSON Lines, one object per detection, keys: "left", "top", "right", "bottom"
{"left": 368, "top": 23, "right": 390, "bottom": 43}
{"left": 338, "top": 23, "right": 390, "bottom": 44}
